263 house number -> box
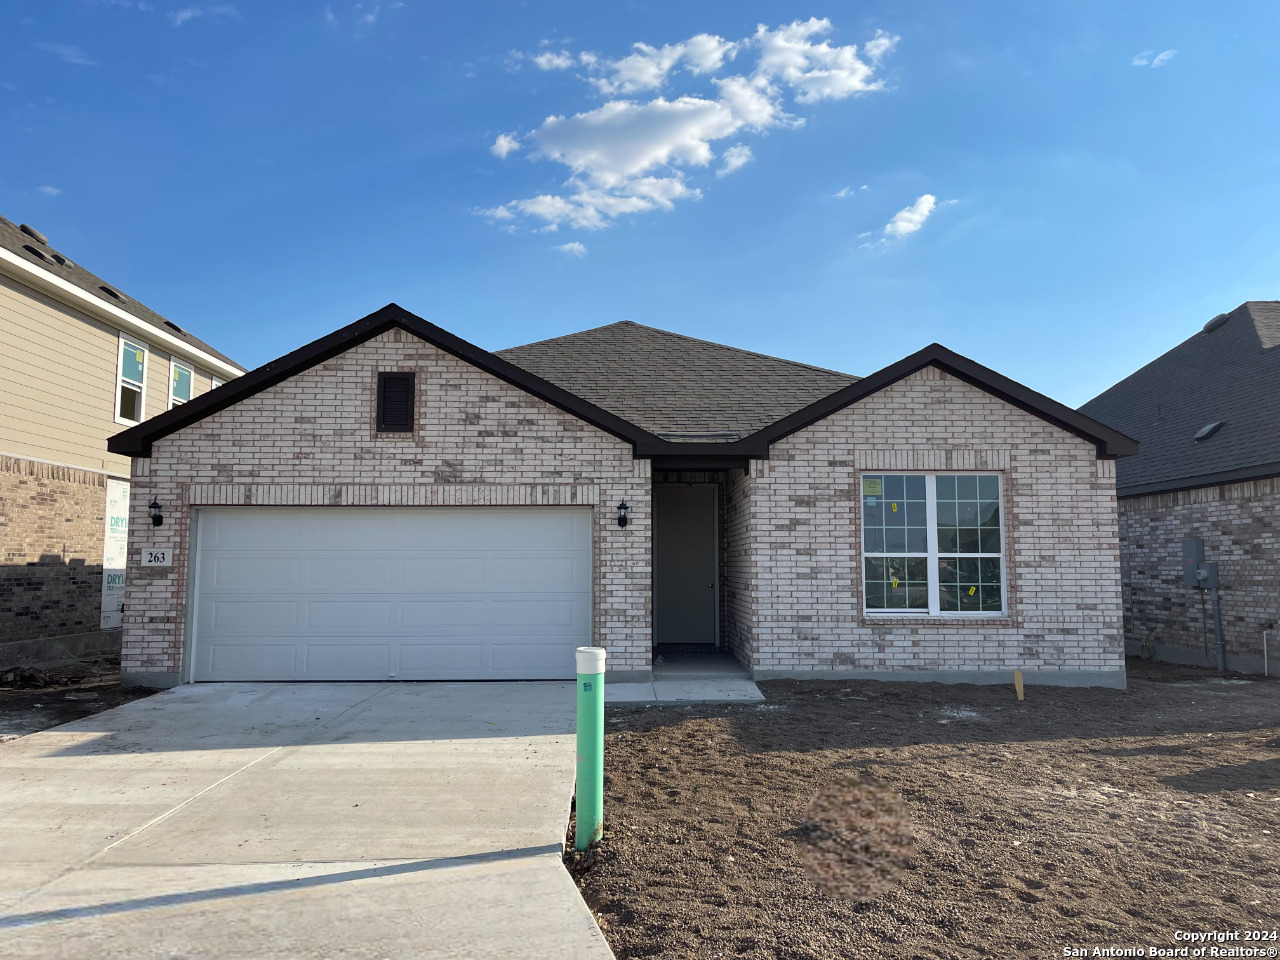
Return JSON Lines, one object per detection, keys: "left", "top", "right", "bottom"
{"left": 141, "top": 548, "right": 172, "bottom": 567}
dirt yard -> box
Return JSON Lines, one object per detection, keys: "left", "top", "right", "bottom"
{"left": 0, "top": 655, "right": 154, "bottom": 742}
{"left": 567, "top": 660, "right": 1280, "bottom": 959}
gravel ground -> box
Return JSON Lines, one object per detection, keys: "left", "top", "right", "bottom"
{"left": 566, "top": 660, "right": 1280, "bottom": 959}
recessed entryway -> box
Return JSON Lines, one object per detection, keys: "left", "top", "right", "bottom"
{"left": 653, "top": 484, "right": 718, "bottom": 647}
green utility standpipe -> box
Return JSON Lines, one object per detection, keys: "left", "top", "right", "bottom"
{"left": 575, "top": 646, "right": 606, "bottom": 851}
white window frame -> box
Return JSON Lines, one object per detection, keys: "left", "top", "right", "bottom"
{"left": 861, "top": 472, "right": 1007, "bottom": 618}
{"left": 168, "top": 357, "right": 194, "bottom": 409}
{"left": 211, "top": 375, "right": 225, "bottom": 390}
{"left": 114, "top": 333, "right": 149, "bottom": 426}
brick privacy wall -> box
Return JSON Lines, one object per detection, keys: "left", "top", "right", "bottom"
{"left": 1, "top": 455, "right": 110, "bottom": 642}
{"left": 122, "top": 329, "right": 652, "bottom": 679}
{"left": 1118, "top": 478, "right": 1279, "bottom": 666}
{"left": 738, "top": 367, "right": 1124, "bottom": 676}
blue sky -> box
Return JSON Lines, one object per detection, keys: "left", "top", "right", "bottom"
{"left": 3, "top": 2, "right": 1278, "bottom": 406}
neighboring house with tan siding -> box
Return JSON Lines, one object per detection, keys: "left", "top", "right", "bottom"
{"left": 1081, "top": 301, "right": 1279, "bottom": 674}
{"left": 0, "top": 216, "right": 245, "bottom": 665}
{"left": 107, "top": 305, "right": 1135, "bottom": 690}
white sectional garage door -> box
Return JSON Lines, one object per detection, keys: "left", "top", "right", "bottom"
{"left": 190, "top": 507, "right": 592, "bottom": 681}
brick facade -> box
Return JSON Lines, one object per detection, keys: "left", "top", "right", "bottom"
{"left": 1, "top": 454, "right": 121, "bottom": 656}
{"left": 730, "top": 367, "right": 1125, "bottom": 685}
{"left": 1117, "top": 478, "right": 1279, "bottom": 673}
{"left": 121, "top": 330, "right": 652, "bottom": 686}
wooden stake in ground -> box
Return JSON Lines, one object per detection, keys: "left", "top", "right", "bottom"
{"left": 1014, "top": 669, "right": 1025, "bottom": 701}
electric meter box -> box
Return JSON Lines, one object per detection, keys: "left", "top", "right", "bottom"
{"left": 1182, "top": 538, "right": 1205, "bottom": 587}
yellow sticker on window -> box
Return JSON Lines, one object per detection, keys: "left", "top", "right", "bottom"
{"left": 891, "top": 577, "right": 899, "bottom": 588}
{"left": 135, "top": 350, "right": 144, "bottom": 363}
{"left": 968, "top": 586, "right": 976, "bottom": 596}
{"left": 891, "top": 502, "right": 898, "bottom": 512}
{"left": 862, "top": 478, "right": 882, "bottom": 496}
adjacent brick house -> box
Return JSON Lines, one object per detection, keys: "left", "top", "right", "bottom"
{"left": 109, "top": 304, "right": 1136, "bottom": 689}
{"left": 1081, "top": 301, "right": 1279, "bottom": 674}
{"left": 0, "top": 216, "right": 244, "bottom": 666}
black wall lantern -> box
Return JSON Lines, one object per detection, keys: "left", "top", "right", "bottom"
{"left": 616, "top": 501, "right": 629, "bottom": 528}
{"left": 149, "top": 499, "right": 164, "bottom": 526}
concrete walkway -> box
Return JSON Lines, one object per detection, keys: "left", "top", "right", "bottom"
{"left": 0, "top": 683, "right": 612, "bottom": 959}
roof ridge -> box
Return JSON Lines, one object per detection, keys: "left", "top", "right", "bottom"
{"left": 502, "top": 319, "right": 859, "bottom": 380}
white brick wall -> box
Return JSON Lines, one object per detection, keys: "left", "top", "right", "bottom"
{"left": 736, "top": 367, "right": 1125, "bottom": 681}
{"left": 121, "top": 329, "right": 652, "bottom": 682}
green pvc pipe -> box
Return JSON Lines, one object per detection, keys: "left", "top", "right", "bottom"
{"left": 575, "top": 646, "right": 606, "bottom": 850}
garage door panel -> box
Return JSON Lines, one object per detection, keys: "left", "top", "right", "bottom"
{"left": 401, "top": 558, "right": 486, "bottom": 588}
{"left": 489, "top": 643, "right": 577, "bottom": 679}
{"left": 209, "top": 512, "right": 306, "bottom": 547}
{"left": 210, "top": 600, "right": 299, "bottom": 629}
{"left": 212, "top": 557, "right": 301, "bottom": 589}
{"left": 306, "top": 600, "right": 393, "bottom": 628}
{"left": 209, "top": 644, "right": 298, "bottom": 679}
{"left": 400, "top": 601, "right": 485, "bottom": 629}
{"left": 304, "top": 644, "right": 391, "bottom": 677}
{"left": 192, "top": 507, "right": 592, "bottom": 681}
{"left": 397, "top": 643, "right": 485, "bottom": 676}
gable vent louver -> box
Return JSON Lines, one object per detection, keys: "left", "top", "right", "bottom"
{"left": 377, "top": 372, "right": 415, "bottom": 433}
{"left": 1194, "top": 421, "right": 1225, "bottom": 441}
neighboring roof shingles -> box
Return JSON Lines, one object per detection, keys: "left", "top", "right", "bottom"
{"left": 497, "top": 321, "right": 858, "bottom": 441}
{"left": 1080, "top": 302, "right": 1280, "bottom": 495}
{"left": 0, "top": 216, "right": 243, "bottom": 371}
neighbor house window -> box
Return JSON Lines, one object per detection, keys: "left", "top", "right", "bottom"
{"left": 115, "top": 335, "right": 148, "bottom": 425}
{"left": 376, "top": 371, "right": 415, "bottom": 432}
{"left": 861, "top": 473, "right": 1005, "bottom": 615}
{"left": 169, "top": 359, "right": 193, "bottom": 408}
{"left": 211, "top": 376, "right": 225, "bottom": 389}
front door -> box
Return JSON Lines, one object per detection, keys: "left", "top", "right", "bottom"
{"left": 653, "top": 484, "right": 717, "bottom": 646}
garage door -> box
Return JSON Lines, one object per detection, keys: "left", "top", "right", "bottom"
{"left": 190, "top": 507, "right": 592, "bottom": 681}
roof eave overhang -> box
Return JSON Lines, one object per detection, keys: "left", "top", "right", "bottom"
{"left": 108, "top": 303, "right": 664, "bottom": 458}
{"left": 0, "top": 245, "right": 245, "bottom": 380}
{"left": 736, "top": 344, "right": 1140, "bottom": 460}
{"left": 1117, "top": 462, "right": 1280, "bottom": 498}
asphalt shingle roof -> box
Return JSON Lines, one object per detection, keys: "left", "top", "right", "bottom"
{"left": 497, "top": 321, "right": 858, "bottom": 441}
{"left": 0, "top": 215, "right": 243, "bottom": 371}
{"left": 1080, "top": 301, "right": 1280, "bottom": 494}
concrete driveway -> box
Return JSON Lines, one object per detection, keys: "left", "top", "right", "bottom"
{"left": 0, "top": 683, "right": 612, "bottom": 959}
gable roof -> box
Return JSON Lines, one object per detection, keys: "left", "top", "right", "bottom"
{"left": 1080, "top": 301, "right": 1280, "bottom": 496}
{"left": 497, "top": 321, "right": 857, "bottom": 442}
{"left": 107, "top": 303, "right": 662, "bottom": 457}
{"left": 0, "top": 215, "right": 244, "bottom": 374}
{"left": 108, "top": 305, "right": 1137, "bottom": 465}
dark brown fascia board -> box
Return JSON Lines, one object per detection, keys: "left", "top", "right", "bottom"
{"left": 649, "top": 454, "right": 751, "bottom": 471}
{"left": 1117, "top": 462, "right": 1280, "bottom": 498}
{"left": 108, "top": 303, "right": 664, "bottom": 457}
{"left": 732, "top": 343, "right": 1141, "bottom": 460}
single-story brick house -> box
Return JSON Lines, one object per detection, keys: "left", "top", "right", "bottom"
{"left": 1081, "top": 301, "right": 1278, "bottom": 673}
{"left": 108, "top": 304, "right": 1137, "bottom": 689}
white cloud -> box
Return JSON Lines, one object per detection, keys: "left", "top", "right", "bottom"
{"left": 834, "top": 186, "right": 855, "bottom": 198}
{"left": 591, "top": 33, "right": 738, "bottom": 95}
{"left": 483, "top": 19, "right": 897, "bottom": 232}
{"left": 1132, "top": 48, "right": 1177, "bottom": 67}
{"left": 716, "top": 144, "right": 753, "bottom": 177}
{"left": 883, "top": 194, "right": 936, "bottom": 238}
{"left": 37, "top": 43, "right": 98, "bottom": 66}
{"left": 37, "top": 185, "right": 61, "bottom": 196}
{"left": 490, "top": 132, "right": 521, "bottom": 158}
{"left": 324, "top": 5, "right": 336, "bottom": 25}
{"left": 533, "top": 50, "right": 575, "bottom": 70}
{"left": 753, "top": 19, "right": 897, "bottom": 103}
{"left": 554, "top": 241, "right": 588, "bottom": 257}
{"left": 169, "top": 4, "right": 239, "bottom": 26}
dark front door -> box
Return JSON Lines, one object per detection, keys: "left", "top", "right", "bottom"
{"left": 653, "top": 484, "right": 717, "bottom": 645}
